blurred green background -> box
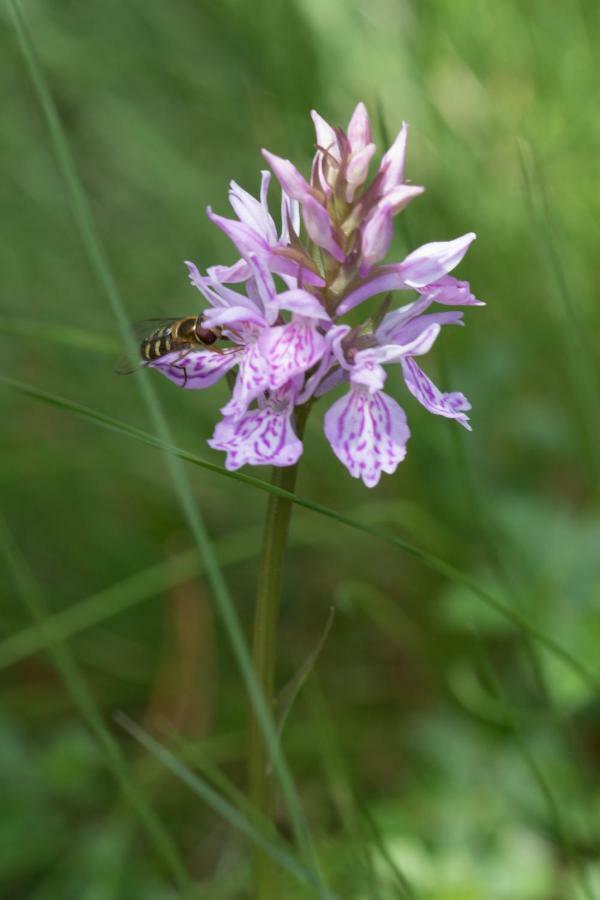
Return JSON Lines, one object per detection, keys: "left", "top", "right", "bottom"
{"left": 2, "top": 0, "right": 600, "bottom": 897}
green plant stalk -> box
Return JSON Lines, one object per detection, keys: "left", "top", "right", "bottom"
{"left": 249, "top": 405, "right": 310, "bottom": 900}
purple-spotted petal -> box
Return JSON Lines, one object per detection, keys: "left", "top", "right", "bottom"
{"left": 324, "top": 388, "right": 410, "bottom": 487}
{"left": 150, "top": 349, "right": 239, "bottom": 389}
{"left": 301, "top": 195, "right": 345, "bottom": 262}
{"left": 209, "top": 402, "right": 303, "bottom": 470}
{"left": 258, "top": 319, "right": 327, "bottom": 389}
{"left": 401, "top": 357, "right": 471, "bottom": 429}
{"left": 418, "top": 275, "right": 485, "bottom": 306}
{"left": 220, "top": 343, "right": 271, "bottom": 420}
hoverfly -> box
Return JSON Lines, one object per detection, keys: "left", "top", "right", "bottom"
{"left": 115, "top": 316, "right": 223, "bottom": 386}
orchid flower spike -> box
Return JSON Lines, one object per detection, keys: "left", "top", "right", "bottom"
{"left": 143, "top": 102, "right": 483, "bottom": 487}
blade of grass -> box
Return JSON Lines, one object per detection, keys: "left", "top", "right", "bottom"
{"left": 7, "top": 2, "right": 323, "bottom": 884}
{"left": 470, "top": 629, "right": 597, "bottom": 900}
{"left": 3, "top": 373, "right": 598, "bottom": 697}
{"left": 115, "top": 713, "right": 340, "bottom": 900}
{"left": 0, "top": 316, "right": 119, "bottom": 354}
{"left": 0, "top": 515, "right": 193, "bottom": 894}
{"left": 517, "top": 139, "right": 600, "bottom": 491}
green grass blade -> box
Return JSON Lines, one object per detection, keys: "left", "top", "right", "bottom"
{"left": 0, "top": 317, "right": 119, "bottom": 354}
{"left": 0, "top": 515, "right": 193, "bottom": 893}
{"left": 7, "top": 1, "right": 324, "bottom": 883}
{"left": 115, "top": 714, "right": 340, "bottom": 900}
{"left": 471, "top": 630, "right": 596, "bottom": 900}
{"left": 3, "top": 373, "right": 598, "bottom": 697}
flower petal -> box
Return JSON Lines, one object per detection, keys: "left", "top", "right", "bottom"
{"left": 277, "top": 289, "right": 329, "bottom": 320}
{"left": 418, "top": 275, "right": 485, "bottom": 306}
{"left": 360, "top": 203, "right": 393, "bottom": 274}
{"left": 379, "top": 121, "right": 408, "bottom": 192}
{"left": 347, "top": 102, "right": 372, "bottom": 153}
{"left": 206, "top": 259, "right": 252, "bottom": 284}
{"left": 311, "top": 109, "right": 340, "bottom": 159}
{"left": 399, "top": 233, "right": 477, "bottom": 288}
{"left": 401, "top": 357, "right": 471, "bottom": 429}
{"left": 206, "top": 207, "right": 267, "bottom": 258}
{"left": 209, "top": 403, "right": 303, "bottom": 470}
{"left": 220, "top": 343, "right": 271, "bottom": 419}
{"left": 261, "top": 149, "right": 312, "bottom": 202}
{"left": 301, "top": 195, "right": 345, "bottom": 262}
{"left": 228, "top": 176, "right": 277, "bottom": 244}
{"left": 384, "top": 310, "right": 464, "bottom": 345}
{"left": 150, "top": 349, "right": 239, "bottom": 389}
{"left": 345, "top": 143, "right": 376, "bottom": 201}
{"left": 258, "top": 319, "right": 327, "bottom": 389}
{"left": 337, "top": 233, "right": 477, "bottom": 315}
{"left": 324, "top": 388, "right": 410, "bottom": 487}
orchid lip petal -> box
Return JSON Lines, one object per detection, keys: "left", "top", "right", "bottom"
{"left": 401, "top": 357, "right": 472, "bottom": 429}
{"left": 209, "top": 384, "right": 303, "bottom": 470}
{"left": 324, "top": 388, "right": 411, "bottom": 487}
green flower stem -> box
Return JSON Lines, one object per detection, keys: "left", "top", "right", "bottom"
{"left": 249, "top": 404, "right": 310, "bottom": 899}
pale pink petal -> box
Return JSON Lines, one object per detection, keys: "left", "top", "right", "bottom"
{"left": 379, "top": 121, "right": 408, "bottom": 192}
{"left": 385, "top": 311, "right": 464, "bottom": 345}
{"left": 185, "top": 262, "right": 258, "bottom": 311}
{"left": 206, "top": 259, "right": 252, "bottom": 284}
{"left": 150, "top": 349, "right": 239, "bottom": 389}
{"left": 347, "top": 102, "right": 372, "bottom": 153}
{"left": 375, "top": 296, "right": 435, "bottom": 343}
{"left": 418, "top": 275, "right": 485, "bottom": 306}
{"left": 228, "top": 177, "right": 277, "bottom": 243}
{"left": 311, "top": 109, "right": 340, "bottom": 159}
{"left": 206, "top": 208, "right": 267, "bottom": 258}
{"left": 401, "top": 357, "right": 471, "bottom": 429}
{"left": 261, "top": 149, "right": 312, "bottom": 202}
{"left": 337, "top": 233, "right": 476, "bottom": 315}
{"left": 202, "top": 305, "right": 265, "bottom": 329}
{"left": 360, "top": 203, "right": 393, "bottom": 274}
{"left": 220, "top": 344, "right": 271, "bottom": 419}
{"left": 209, "top": 404, "right": 303, "bottom": 470}
{"left": 399, "top": 233, "right": 477, "bottom": 288}
{"left": 382, "top": 184, "right": 425, "bottom": 214}
{"left": 301, "top": 195, "right": 345, "bottom": 262}
{"left": 258, "top": 319, "right": 327, "bottom": 390}
{"left": 345, "top": 143, "right": 376, "bottom": 201}
{"left": 324, "top": 389, "right": 410, "bottom": 487}
{"left": 349, "top": 355, "right": 387, "bottom": 393}
{"left": 277, "top": 289, "right": 329, "bottom": 320}
{"left": 247, "top": 253, "right": 278, "bottom": 322}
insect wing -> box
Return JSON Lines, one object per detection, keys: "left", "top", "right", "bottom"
{"left": 113, "top": 318, "right": 183, "bottom": 375}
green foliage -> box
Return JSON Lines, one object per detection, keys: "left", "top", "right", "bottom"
{"left": 2, "top": 0, "right": 600, "bottom": 896}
